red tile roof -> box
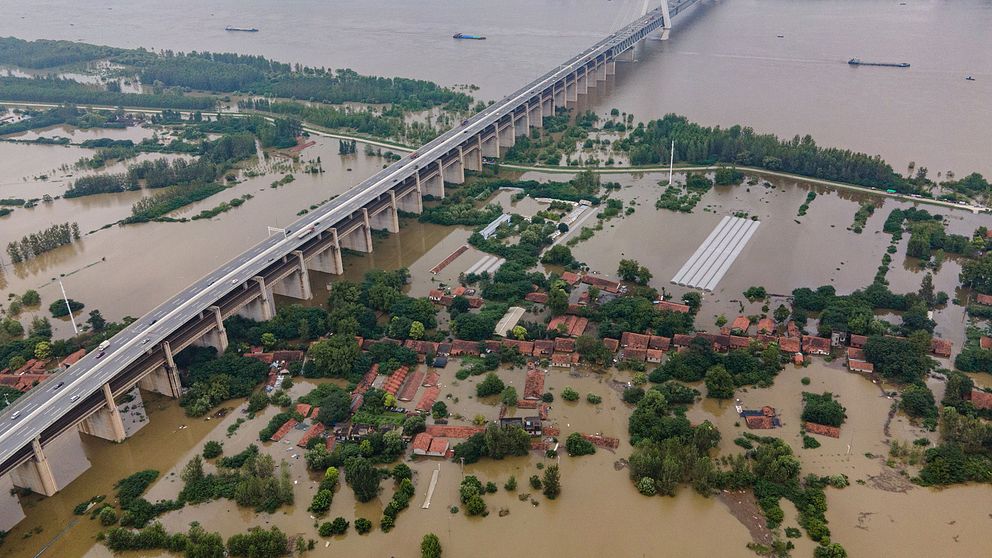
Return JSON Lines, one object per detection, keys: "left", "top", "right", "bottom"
{"left": 930, "top": 338, "right": 952, "bottom": 358}
{"left": 382, "top": 366, "right": 409, "bottom": 396}
{"left": 746, "top": 415, "right": 774, "bottom": 429}
{"left": 500, "top": 339, "right": 535, "bottom": 355}
{"left": 415, "top": 386, "right": 441, "bottom": 413}
{"left": 970, "top": 390, "right": 992, "bottom": 410}
{"left": 731, "top": 316, "right": 751, "bottom": 332}
{"left": 554, "top": 337, "right": 576, "bottom": 353}
{"left": 295, "top": 403, "right": 313, "bottom": 418}
{"left": 802, "top": 335, "right": 831, "bottom": 355}
{"left": 450, "top": 340, "right": 481, "bottom": 356}
{"left": 981, "top": 336, "right": 992, "bottom": 350}
{"left": 849, "top": 334, "right": 868, "bottom": 348}
{"left": 422, "top": 371, "right": 440, "bottom": 387}
{"left": 646, "top": 349, "right": 664, "bottom": 362}
{"left": 847, "top": 347, "right": 866, "bottom": 361}
{"left": 757, "top": 318, "right": 775, "bottom": 335}
{"left": 976, "top": 293, "right": 992, "bottom": 306}
{"left": 524, "top": 370, "right": 545, "bottom": 400}
{"left": 428, "top": 437, "right": 450, "bottom": 455}
{"left": 778, "top": 336, "right": 801, "bottom": 354}
{"left": 411, "top": 432, "right": 433, "bottom": 453}
{"left": 730, "top": 335, "right": 750, "bottom": 349}
{"left": 525, "top": 292, "right": 549, "bottom": 304}
{"left": 548, "top": 315, "right": 588, "bottom": 337}
{"left": 532, "top": 339, "right": 554, "bottom": 356}
{"left": 428, "top": 289, "right": 444, "bottom": 302}
{"left": 805, "top": 422, "right": 840, "bottom": 438}
{"left": 398, "top": 369, "right": 425, "bottom": 402}
{"left": 621, "top": 332, "right": 650, "bottom": 350}
{"left": 648, "top": 335, "right": 671, "bottom": 351}
{"left": 624, "top": 348, "right": 647, "bottom": 361}
{"left": 848, "top": 359, "right": 874, "bottom": 374}
{"left": 786, "top": 321, "right": 800, "bottom": 338}
{"left": 657, "top": 300, "right": 690, "bottom": 314}
{"left": 602, "top": 338, "right": 620, "bottom": 352}
{"left": 62, "top": 348, "right": 87, "bottom": 367}
{"left": 298, "top": 423, "right": 326, "bottom": 447}
{"left": 425, "top": 425, "right": 485, "bottom": 438}
{"left": 271, "top": 418, "right": 299, "bottom": 442}
{"left": 673, "top": 334, "right": 693, "bottom": 347}
{"left": 561, "top": 271, "right": 581, "bottom": 285}
{"left": 550, "top": 352, "right": 573, "bottom": 366}
{"left": 581, "top": 274, "right": 621, "bottom": 293}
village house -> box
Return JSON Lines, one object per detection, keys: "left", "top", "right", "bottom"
{"left": 730, "top": 336, "right": 750, "bottom": 350}
{"left": 452, "top": 286, "right": 466, "bottom": 297}
{"left": 805, "top": 422, "right": 841, "bottom": 438}
{"left": 428, "top": 289, "right": 444, "bottom": 302}
{"left": 450, "top": 340, "right": 481, "bottom": 356}
{"left": 60, "top": 348, "right": 87, "bottom": 370}
{"left": 581, "top": 274, "right": 623, "bottom": 294}
{"left": 411, "top": 432, "right": 449, "bottom": 457}
{"left": 623, "top": 348, "right": 647, "bottom": 362}
{"left": 547, "top": 315, "right": 588, "bottom": 337}
{"left": 847, "top": 347, "right": 866, "bottom": 361}
{"left": 550, "top": 352, "right": 573, "bottom": 368}
{"left": 786, "top": 321, "right": 800, "bottom": 338}
{"left": 975, "top": 293, "right": 992, "bottom": 306}
{"left": 620, "top": 331, "right": 651, "bottom": 350}
{"left": 930, "top": 338, "right": 952, "bottom": 358}
{"left": 532, "top": 339, "right": 554, "bottom": 357}
{"left": 602, "top": 338, "right": 620, "bottom": 353}
{"left": 849, "top": 334, "right": 868, "bottom": 348}
{"left": 656, "top": 300, "right": 690, "bottom": 314}
{"left": 415, "top": 386, "right": 440, "bottom": 414}
{"left": 848, "top": 359, "right": 874, "bottom": 375}
{"left": 523, "top": 416, "right": 543, "bottom": 436}
{"left": 698, "top": 333, "right": 731, "bottom": 352}
{"left": 757, "top": 318, "right": 775, "bottom": 335}
{"left": 673, "top": 334, "right": 693, "bottom": 348}
{"left": 646, "top": 349, "right": 664, "bottom": 363}
{"left": 802, "top": 335, "right": 831, "bottom": 355}
{"left": 757, "top": 334, "right": 777, "bottom": 346}
{"left": 560, "top": 271, "right": 582, "bottom": 286}
{"left": 500, "top": 338, "right": 535, "bottom": 355}
{"left": 778, "top": 336, "right": 801, "bottom": 354}
{"left": 647, "top": 335, "right": 671, "bottom": 352}
{"left": 554, "top": 337, "right": 576, "bottom": 353}
{"left": 969, "top": 390, "right": 992, "bottom": 411}
{"left": 730, "top": 316, "right": 751, "bottom": 335}
{"left": 524, "top": 369, "right": 545, "bottom": 400}
{"left": 981, "top": 336, "right": 992, "bottom": 350}
{"left": 525, "top": 291, "right": 549, "bottom": 304}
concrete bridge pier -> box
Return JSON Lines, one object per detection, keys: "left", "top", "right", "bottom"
{"left": 11, "top": 434, "right": 89, "bottom": 497}
{"left": 419, "top": 169, "right": 445, "bottom": 199}
{"left": 513, "top": 112, "right": 529, "bottom": 137}
{"left": 463, "top": 144, "right": 483, "bottom": 172}
{"left": 139, "top": 341, "right": 182, "bottom": 398}
{"left": 270, "top": 252, "right": 314, "bottom": 301}
{"left": 194, "top": 306, "right": 230, "bottom": 352}
{"left": 617, "top": 48, "right": 635, "bottom": 62}
{"left": 338, "top": 212, "right": 374, "bottom": 254}
{"left": 566, "top": 78, "right": 578, "bottom": 105}
{"left": 369, "top": 192, "right": 400, "bottom": 233}
{"left": 481, "top": 132, "right": 500, "bottom": 159}
{"left": 78, "top": 383, "right": 138, "bottom": 442}
{"left": 309, "top": 237, "right": 345, "bottom": 275}
{"left": 577, "top": 68, "right": 589, "bottom": 95}
{"left": 528, "top": 102, "right": 543, "bottom": 128}
{"left": 606, "top": 60, "right": 616, "bottom": 76}
{"left": 0, "top": 475, "right": 25, "bottom": 532}
{"left": 396, "top": 184, "right": 423, "bottom": 214}
{"left": 442, "top": 156, "right": 465, "bottom": 184}
{"left": 553, "top": 85, "right": 566, "bottom": 110}
{"left": 541, "top": 96, "right": 554, "bottom": 118}
{"left": 497, "top": 121, "right": 515, "bottom": 153}
{"left": 236, "top": 277, "right": 275, "bottom": 321}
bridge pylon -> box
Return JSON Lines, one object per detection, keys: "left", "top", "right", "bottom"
{"left": 641, "top": 0, "right": 673, "bottom": 40}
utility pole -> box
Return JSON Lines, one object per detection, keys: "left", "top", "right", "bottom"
{"left": 59, "top": 278, "right": 79, "bottom": 334}
{"left": 668, "top": 140, "right": 675, "bottom": 186}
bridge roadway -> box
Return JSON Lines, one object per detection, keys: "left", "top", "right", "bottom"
{"left": 0, "top": 0, "right": 701, "bottom": 477}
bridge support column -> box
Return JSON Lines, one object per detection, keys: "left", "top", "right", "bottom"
{"left": 606, "top": 60, "right": 616, "bottom": 76}
{"left": 566, "top": 78, "right": 577, "bottom": 105}
{"left": 528, "top": 102, "right": 543, "bottom": 127}
{"left": 195, "top": 306, "right": 230, "bottom": 352}
{"left": 78, "top": 383, "right": 128, "bottom": 442}
{"left": 139, "top": 341, "right": 182, "bottom": 398}
{"left": 553, "top": 85, "right": 566, "bottom": 110}
{"left": 596, "top": 62, "right": 608, "bottom": 82}
{"left": 513, "top": 113, "right": 529, "bottom": 137}
{"left": 481, "top": 132, "right": 499, "bottom": 158}
{"left": 308, "top": 233, "right": 345, "bottom": 274}
{"left": 578, "top": 68, "right": 589, "bottom": 95}
{"left": 11, "top": 438, "right": 59, "bottom": 497}
{"left": 0, "top": 475, "right": 25, "bottom": 532}
{"left": 542, "top": 95, "right": 554, "bottom": 118}
{"left": 498, "top": 121, "right": 515, "bottom": 152}
{"left": 463, "top": 146, "right": 483, "bottom": 172}
{"left": 442, "top": 156, "right": 464, "bottom": 185}
{"left": 396, "top": 184, "right": 423, "bottom": 214}
{"left": 236, "top": 277, "right": 275, "bottom": 321}
{"left": 370, "top": 193, "right": 400, "bottom": 233}
{"left": 617, "top": 48, "right": 635, "bottom": 62}
{"left": 420, "top": 164, "right": 445, "bottom": 199}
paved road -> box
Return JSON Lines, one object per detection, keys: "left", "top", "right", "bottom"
{"left": 0, "top": 5, "right": 681, "bottom": 470}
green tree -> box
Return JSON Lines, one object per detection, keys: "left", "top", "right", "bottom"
{"left": 260, "top": 332, "right": 277, "bottom": 349}
{"left": 542, "top": 465, "right": 561, "bottom": 499}
{"left": 547, "top": 287, "right": 569, "bottom": 316}
{"left": 421, "top": 533, "right": 443, "bottom": 558}
{"left": 202, "top": 441, "right": 223, "bottom": 459}
{"left": 354, "top": 518, "right": 372, "bottom": 534}
{"left": 49, "top": 298, "right": 83, "bottom": 318}
{"left": 316, "top": 386, "right": 352, "bottom": 425}
{"left": 960, "top": 253, "right": 992, "bottom": 294}
{"left": 34, "top": 340, "right": 51, "bottom": 360}
{"left": 565, "top": 432, "right": 596, "bottom": 456}
{"left": 801, "top": 392, "right": 846, "bottom": 427}
{"left": 307, "top": 335, "right": 360, "bottom": 378}
{"left": 618, "top": 259, "right": 652, "bottom": 284}
{"left": 476, "top": 373, "right": 505, "bottom": 397}
{"left": 409, "top": 320, "right": 425, "bottom": 340}
{"left": 511, "top": 325, "right": 527, "bottom": 340}
{"left": 344, "top": 457, "right": 381, "bottom": 503}
{"left": 21, "top": 290, "right": 41, "bottom": 306}
{"left": 98, "top": 506, "right": 118, "bottom": 526}
{"left": 500, "top": 386, "right": 518, "bottom": 406}
{"left": 431, "top": 401, "right": 448, "bottom": 419}
{"left": 541, "top": 245, "right": 575, "bottom": 266}
{"left": 900, "top": 384, "right": 937, "bottom": 419}
{"left": 575, "top": 335, "right": 613, "bottom": 366}
{"left": 704, "top": 365, "right": 735, "bottom": 399}
{"left": 561, "top": 387, "right": 579, "bottom": 401}
{"left": 86, "top": 309, "right": 106, "bottom": 332}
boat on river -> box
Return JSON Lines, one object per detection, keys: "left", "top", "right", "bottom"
{"left": 848, "top": 58, "right": 909, "bottom": 68}
{"left": 225, "top": 26, "right": 258, "bottom": 32}
{"left": 453, "top": 33, "right": 486, "bottom": 40}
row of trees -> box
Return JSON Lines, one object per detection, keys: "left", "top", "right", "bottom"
{"left": 6, "top": 221, "right": 81, "bottom": 263}
{"left": 0, "top": 76, "right": 216, "bottom": 110}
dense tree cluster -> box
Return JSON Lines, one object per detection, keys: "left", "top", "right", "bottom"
{"left": 801, "top": 392, "right": 846, "bottom": 427}
{"left": 0, "top": 36, "right": 123, "bottom": 68}
{"left": 178, "top": 449, "right": 294, "bottom": 513}
{"left": 6, "top": 222, "right": 80, "bottom": 263}
{"left": 649, "top": 337, "right": 783, "bottom": 390}
{"left": 451, "top": 424, "right": 531, "bottom": 464}
{"left": 0, "top": 76, "right": 215, "bottom": 109}
{"left": 617, "top": 114, "right": 918, "bottom": 193}
{"left": 178, "top": 350, "right": 270, "bottom": 416}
